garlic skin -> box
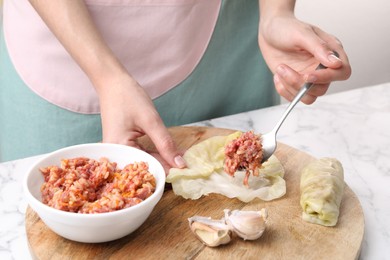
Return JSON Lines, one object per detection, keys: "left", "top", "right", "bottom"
{"left": 224, "top": 209, "right": 268, "bottom": 240}
{"left": 188, "top": 216, "right": 232, "bottom": 247}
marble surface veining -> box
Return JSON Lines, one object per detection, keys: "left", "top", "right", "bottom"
{"left": 1, "top": 82, "right": 390, "bottom": 260}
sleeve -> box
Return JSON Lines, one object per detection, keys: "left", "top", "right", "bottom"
{"left": 299, "top": 157, "right": 345, "bottom": 226}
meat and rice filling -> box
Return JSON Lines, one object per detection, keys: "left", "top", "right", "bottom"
{"left": 224, "top": 131, "right": 263, "bottom": 186}
{"left": 40, "top": 157, "right": 156, "bottom": 213}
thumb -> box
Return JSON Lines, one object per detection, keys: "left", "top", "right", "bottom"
{"left": 146, "top": 124, "right": 186, "bottom": 169}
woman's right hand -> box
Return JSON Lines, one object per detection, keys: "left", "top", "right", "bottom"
{"left": 97, "top": 73, "right": 187, "bottom": 171}
{"left": 28, "top": 0, "right": 186, "bottom": 171}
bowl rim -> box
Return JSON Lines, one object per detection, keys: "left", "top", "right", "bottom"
{"left": 23, "top": 143, "right": 166, "bottom": 219}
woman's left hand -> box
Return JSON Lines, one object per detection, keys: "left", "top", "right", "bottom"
{"left": 258, "top": 12, "right": 351, "bottom": 104}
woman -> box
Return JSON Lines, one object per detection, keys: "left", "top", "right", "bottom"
{"left": 0, "top": 0, "right": 351, "bottom": 166}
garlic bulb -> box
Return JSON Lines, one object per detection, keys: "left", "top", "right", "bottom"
{"left": 224, "top": 209, "right": 268, "bottom": 240}
{"left": 188, "top": 216, "right": 232, "bottom": 247}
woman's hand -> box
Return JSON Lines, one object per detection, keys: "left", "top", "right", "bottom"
{"left": 258, "top": 1, "right": 351, "bottom": 104}
{"left": 28, "top": 0, "right": 186, "bottom": 171}
{"left": 97, "top": 73, "right": 186, "bottom": 172}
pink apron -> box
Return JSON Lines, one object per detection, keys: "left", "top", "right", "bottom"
{"left": 3, "top": 0, "right": 221, "bottom": 114}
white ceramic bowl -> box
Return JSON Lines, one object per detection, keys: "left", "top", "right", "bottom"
{"left": 24, "top": 143, "right": 165, "bottom": 243}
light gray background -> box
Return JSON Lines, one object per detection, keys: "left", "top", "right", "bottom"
{"left": 296, "top": 0, "right": 390, "bottom": 94}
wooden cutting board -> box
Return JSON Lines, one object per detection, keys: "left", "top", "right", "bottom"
{"left": 25, "top": 126, "right": 364, "bottom": 260}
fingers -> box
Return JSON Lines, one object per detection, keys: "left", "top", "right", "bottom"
{"left": 297, "top": 25, "right": 343, "bottom": 69}
{"left": 98, "top": 75, "right": 186, "bottom": 170}
{"left": 143, "top": 117, "right": 186, "bottom": 169}
{"left": 298, "top": 26, "right": 351, "bottom": 82}
{"left": 273, "top": 23, "right": 352, "bottom": 105}
{"left": 274, "top": 65, "right": 330, "bottom": 105}
{"left": 150, "top": 152, "right": 172, "bottom": 176}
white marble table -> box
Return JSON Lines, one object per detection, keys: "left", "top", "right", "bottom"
{"left": 1, "top": 82, "right": 390, "bottom": 260}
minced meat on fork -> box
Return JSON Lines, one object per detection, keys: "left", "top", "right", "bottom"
{"left": 224, "top": 131, "right": 263, "bottom": 186}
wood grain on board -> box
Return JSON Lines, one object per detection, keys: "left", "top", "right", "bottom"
{"left": 25, "top": 126, "right": 364, "bottom": 260}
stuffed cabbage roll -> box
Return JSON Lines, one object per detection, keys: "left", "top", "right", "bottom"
{"left": 300, "top": 158, "right": 344, "bottom": 226}
{"left": 167, "top": 132, "right": 286, "bottom": 202}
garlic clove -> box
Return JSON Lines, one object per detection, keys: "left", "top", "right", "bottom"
{"left": 188, "top": 216, "right": 232, "bottom": 247}
{"left": 224, "top": 208, "right": 268, "bottom": 240}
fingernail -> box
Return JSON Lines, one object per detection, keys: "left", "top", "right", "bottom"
{"left": 328, "top": 53, "right": 341, "bottom": 63}
{"left": 305, "top": 74, "right": 317, "bottom": 83}
{"left": 174, "top": 155, "right": 186, "bottom": 168}
{"left": 276, "top": 65, "right": 287, "bottom": 77}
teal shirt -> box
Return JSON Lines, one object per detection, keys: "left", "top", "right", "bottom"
{"left": 0, "top": 0, "right": 278, "bottom": 162}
